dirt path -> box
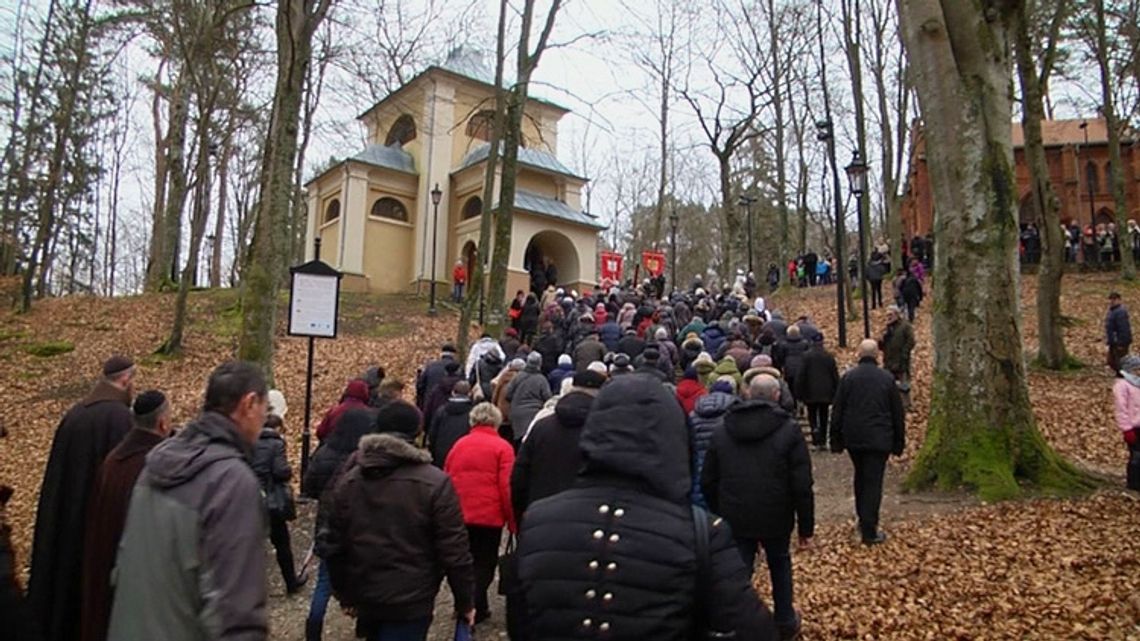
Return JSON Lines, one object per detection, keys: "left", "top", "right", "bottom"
{"left": 266, "top": 425, "right": 978, "bottom": 641}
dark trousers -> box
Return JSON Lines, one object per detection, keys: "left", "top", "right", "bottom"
{"left": 1129, "top": 445, "right": 1140, "bottom": 491}
{"left": 268, "top": 514, "right": 299, "bottom": 590}
{"left": 1109, "top": 343, "right": 1130, "bottom": 374}
{"left": 360, "top": 616, "right": 432, "bottom": 641}
{"left": 306, "top": 561, "right": 332, "bottom": 641}
{"left": 736, "top": 536, "right": 796, "bottom": 630}
{"left": 467, "top": 526, "right": 501, "bottom": 616}
{"left": 905, "top": 301, "right": 918, "bottom": 322}
{"left": 869, "top": 280, "right": 883, "bottom": 309}
{"left": 807, "top": 403, "right": 831, "bottom": 447}
{"left": 849, "top": 449, "right": 890, "bottom": 539}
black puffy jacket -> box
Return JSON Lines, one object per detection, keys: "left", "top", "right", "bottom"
{"left": 517, "top": 376, "right": 775, "bottom": 641}
{"left": 251, "top": 428, "right": 291, "bottom": 494}
{"left": 428, "top": 398, "right": 473, "bottom": 467}
{"left": 701, "top": 400, "right": 814, "bottom": 541}
{"left": 772, "top": 336, "right": 809, "bottom": 386}
{"left": 302, "top": 408, "right": 377, "bottom": 499}
{"left": 794, "top": 346, "right": 840, "bottom": 405}
{"left": 511, "top": 391, "right": 594, "bottom": 524}
{"left": 688, "top": 392, "right": 735, "bottom": 509}
{"left": 831, "top": 358, "right": 905, "bottom": 454}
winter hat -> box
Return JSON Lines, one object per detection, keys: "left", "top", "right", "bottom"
{"left": 693, "top": 352, "right": 715, "bottom": 369}
{"left": 504, "top": 327, "right": 519, "bottom": 338}
{"left": 444, "top": 360, "right": 461, "bottom": 375}
{"left": 558, "top": 354, "right": 573, "bottom": 367}
{"left": 611, "top": 353, "right": 632, "bottom": 373}
{"left": 132, "top": 390, "right": 168, "bottom": 417}
{"left": 711, "top": 378, "right": 736, "bottom": 395}
{"left": 573, "top": 370, "right": 607, "bottom": 390}
{"left": 643, "top": 346, "right": 660, "bottom": 363}
{"left": 441, "top": 343, "right": 457, "bottom": 355}
{"left": 361, "top": 366, "right": 385, "bottom": 391}
{"left": 508, "top": 358, "right": 526, "bottom": 371}
{"left": 587, "top": 361, "right": 608, "bottom": 376}
{"left": 751, "top": 354, "right": 773, "bottom": 369}
{"left": 267, "top": 389, "right": 288, "bottom": 419}
{"left": 526, "top": 351, "right": 544, "bottom": 368}
{"left": 344, "top": 379, "right": 370, "bottom": 403}
{"left": 655, "top": 327, "right": 669, "bottom": 341}
{"left": 103, "top": 355, "right": 135, "bottom": 377}
{"left": 375, "top": 400, "right": 422, "bottom": 440}
{"left": 1121, "top": 354, "right": 1140, "bottom": 373}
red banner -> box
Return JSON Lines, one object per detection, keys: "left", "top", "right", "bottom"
{"left": 600, "top": 251, "right": 623, "bottom": 287}
{"left": 642, "top": 250, "right": 666, "bottom": 278}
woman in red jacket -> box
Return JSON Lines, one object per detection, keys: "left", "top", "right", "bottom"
{"left": 444, "top": 402, "right": 517, "bottom": 624}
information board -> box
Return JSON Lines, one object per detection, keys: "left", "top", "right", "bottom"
{"left": 288, "top": 272, "right": 339, "bottom": 337}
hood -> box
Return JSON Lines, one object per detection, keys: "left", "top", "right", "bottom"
{"left": 694, "top": 391, "right": 736, "bottom": 418}
{"left": 579, "top": 375, "right": 691, "bottom": 503}
{"left": 358, "top": 433, "right": 432, "bottom": 470}
{"left": 343, "top": 379, "right": 370, "bottom": 403}
{"left": 703, "top": 325, "right": 726, "bottom": 339}
{"left": 676, "top": 379, "right": 707, "bottom": 398}
{"left": 144, "top": 412, "right": 251, "bottom": 489}
{"left": 714, "top": 358, "right": 741, "bottom": 376}
{"left": 83, "top": 379, "right": 131, "bottom": 408}
{"left": 444, "top": 397, "right": 474, "bottom": 415}
{"left": 695, "top": 359, "right": 717, "bottom": 376}
{"left": 554, "top": 391, "right": 595, "bottom": 429}
{"left": 724, "top": 399, "right": 792, "bottom": 442}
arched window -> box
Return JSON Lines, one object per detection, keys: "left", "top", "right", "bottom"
{"left": 384, "top": 114, "right": 417, "bottom": 147}
{"left": 1086, "top": 161, "right": 1100, "bottom": 194}
{"left": 324, "top": 198, "right": 340, "bottom": 222}
{"left": 466, "top": 110, "right": 495, "bottom": 142}
{"left": 371, "top": 197, "right": 409, "bottom": 222}
{"left": 461, "top": 196, "right": 483, "bottom": 220}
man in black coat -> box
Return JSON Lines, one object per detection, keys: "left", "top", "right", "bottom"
{"left": 427, "top": 381, "right": 473, "bottom": 467}
{"left": 28, "top": 356, "right": 135, "bottom": 641}
{"left": 772, "top": 325, "right": 809, "bottom": 398}
{"left": 416, "top": 343, "right": 458, "bottom": 410}
{"left": 517, "top": 375, "right": 776, "bottom": 641}
{"left": 830, "top": 340, "right": 906, "bottom": 545}
{"left": 1106, "top": 291, "right": 1132, "bottom": 374}
{"left": 616, "top": 327, "right": 646, "bottom": 358}
{"left": 794, "top": 334, "right": 840, "bottom": 450}
{"left": 702, "top": 374, "right": 814, "bottom": 641}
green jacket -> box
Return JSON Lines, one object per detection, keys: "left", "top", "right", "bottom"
{"left": 706, "top": 357, "right": 743, "bottom": 390}
{"left": 881, "top": 319, "right": 915, "bottom": 375}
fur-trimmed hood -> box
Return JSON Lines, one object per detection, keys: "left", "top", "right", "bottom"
{"left": 358, "top": 433, "right": 432, "bottom": 470}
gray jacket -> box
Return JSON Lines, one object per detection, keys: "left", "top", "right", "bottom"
{"left": 505, "top": 366, "right": 552, "bottom": 439}
{"left": 107, "top": 412, "right": 266, "bottom": 641}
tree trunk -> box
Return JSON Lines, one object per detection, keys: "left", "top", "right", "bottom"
{"left": 1014, "top": 1, "right": 1069, "bottom": 369}
{"left": 1093, "top": 0, "right": 1135, "bottom": 280}
{"left": 458, "top": 0, "right": 508, "bottom": 353}
{"left": 900, "top": 0, "right": 1090, "bottom": 499}
{"left": 238, "top": 0, "right": 334, "bottom": 378}
{"left": 718, "top": 153, "right": 736, "bottom": 279}
{"left": 146, "top": 74, "right": 189, "bottom": 292}
{"left": 211, "top": 139, "right": 229, "bottom": 289}
{"left": 162, "top": 126, "right": 213, "bottom": 355}
{"left": 843, "top": 0, "right": 871, "bottom": 295}
{"left": 767, "top": 0, "right": 789, "bottom": 262}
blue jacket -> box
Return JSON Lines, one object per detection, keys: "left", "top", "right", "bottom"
{"left": 547, "top": 364, "right": 574, "bottom": 393}
{"left": 688, "top": 392, "right": 736, "bottom": 508}
{"left": 700, "top": 325, "right": 728, "bottom": 356}
{"left": 1107, "top": 304, "right": 1132, "bottom": 346}
{"left": 599, "top": 321, "right": 622, "bottom": 352}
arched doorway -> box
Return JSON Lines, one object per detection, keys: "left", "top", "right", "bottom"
{"left": 1096, "top": 207, "right": 1115, "bottom": 227}
{"left": 462, "top": 241, "right": 478, "bottom": 279}
{"left": 1018, "top": 193, "right": 1039, "bottom": 226}
{"left": 524, "top": 230, "right": 580, "bottom": 292}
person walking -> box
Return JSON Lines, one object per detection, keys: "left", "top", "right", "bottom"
{"left": 880, "top": 306, "right": 916, "bottom": 409}
{"left": 444, "top": 403, "right": 517, "bottom": 625}
{"left": 316, "top": 379, "right": 371, "bottom": 440}
{"left": 866, "top": 250, "right": 888, "bottom": 309}
{"left": 107, "top": 361, "right": 270, "bottom": 641}
{"left": 773, "top": 325, "right": 809, "bottom": 400}
{"left": 29, "top": 355, "right": 135, "bottom": 641}
{"left": 80, "top": 391, "right": 171, "bottom": 641}
{"left": 302, "top": 407, "right": 380, "bottom": 641}
{"left": 428, "top": 381, "right": 474, "bottom": 467}
{"left": 688, "top": 379, "right": 738, "bottom": 509}
{"left": 322, "top": 400, "right": 475, "bottom": 641}
{"left": 252, "top": 411, "right": 307, "bottom": 595}
{"left": 795, "top": 334, "right": 840, "bottom": 450}
{"left": 452, "top": 259, "right": 467, "bottom": 303}
{"left": 416, "top": 344, "right": 459, "bottom": 410}
{"left": 1106, "top": 291, "right": 1132, "bottom": 375}
{"left": 516, "top": 375, "right": 776, "bottom": 640}
{"left": 900, "top": 268, "right": 924, "bottom": 322}
{"left": 505, "top": 352, "right": 552, "bottom": 445}
{"left": 1113, "top": 355, "right": 1140, "bottom": 490}
{"left": 702, "top": 374, "right": 814, "bottom": 640}
{"left": 830, "top": 341, "right": 905, "bottom": 545}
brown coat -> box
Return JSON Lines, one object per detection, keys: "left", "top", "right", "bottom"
{"left": 79, "top": 428, "right": 165, "bottom": 641}
{"left": 492, "top": 369, "right": 518, "bottom": 425}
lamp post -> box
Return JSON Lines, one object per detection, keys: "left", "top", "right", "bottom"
{"left": 428, "top": 183, "right": 442, "bottom": 315}
{"left": 845, "top": 151, "right": 871, "bottom": 339}
{"left": 739, "top": 194, "right": 757, "bottom": 275}
{"left": 1080, "top": 120, "right": 1097, "bottom": 236}
{"left": 669, "top": 207, "right": 679, "bottom": 293}
{"left": 816, "top": 119, "right": 848, "bottom": 347}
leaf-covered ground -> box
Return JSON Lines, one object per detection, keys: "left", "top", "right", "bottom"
{"left": 2, "top": 273, "right": 1138, "bottom": 639}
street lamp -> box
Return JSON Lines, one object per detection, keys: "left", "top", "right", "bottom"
{"left": 816, "top": 119, "right": 847, "bottom": 347}
{"left": 1080, "top": 120, "right": 1097, "bottom": 268}
{"left": 739, "top": 194, "right": 757, "bottom": 275}
{"left": 845, "top": 150, "right": 871, "bottom": 339}
{"left": 428, "top": 183, "right": 442, "bottom": 315}
{"left": 669, "top": 207, "right": 679, "bottom": 293}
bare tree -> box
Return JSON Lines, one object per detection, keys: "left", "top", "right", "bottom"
{"left": 899, "top": 0, "right": 1089, "bottom": 499}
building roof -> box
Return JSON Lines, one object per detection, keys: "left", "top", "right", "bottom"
{"left": 1011, "top": 118, "right": 1119, "bottom": 148}
{"left": 456, "top": 143, "right": 585, "bottom": 180}
{"left": 349, "top": 144, "right": 417, "bottom": 174}
{"left": 357, "top": 48, "right": 569, "bottom": 123}
{"left": 497, "top": 190, "right": 606, "bottom": 230}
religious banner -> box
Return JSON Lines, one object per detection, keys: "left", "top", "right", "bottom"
{"left": 599, "top": 251, "right": 623, "bottom": 288}
{"left": 642, "top": 250, "right": 666, "bottom": 278}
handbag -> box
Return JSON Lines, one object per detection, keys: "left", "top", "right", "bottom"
{"left": 497, "top": 534, "right": 519, "bottom": 595}
{"left": 266, "top": 482, "right": 297, "bottom": 521}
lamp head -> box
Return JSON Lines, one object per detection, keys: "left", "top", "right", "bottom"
{"left": 431, "top": 183, "right": 442, "bottom": 205}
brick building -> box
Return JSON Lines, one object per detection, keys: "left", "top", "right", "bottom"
{"left": 901, "top": 118, "right": 1140, "bottom": 238}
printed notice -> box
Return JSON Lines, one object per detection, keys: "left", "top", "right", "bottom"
{"left": 289, "top": 273, "right": 339, "bottom": 337}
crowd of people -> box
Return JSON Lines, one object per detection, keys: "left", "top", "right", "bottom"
{"left": 1024, "top": 220, "right": 1140, "bottom": 266}
{"left": 3, "top": 260, "right": 1137, "bottom": 641}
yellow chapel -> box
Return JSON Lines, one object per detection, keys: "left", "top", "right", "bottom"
{"left": 303, "top": 48, "right": 603, "bottom": 301}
